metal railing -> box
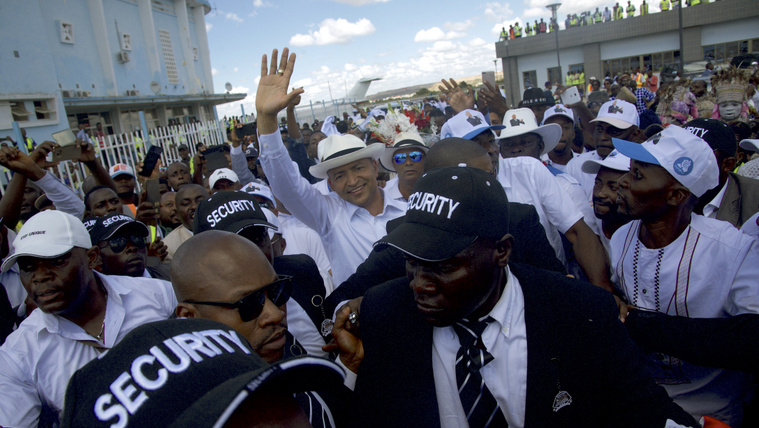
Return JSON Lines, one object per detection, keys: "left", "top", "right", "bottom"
{"left": 1, "top": 119, "right": 232, "bottom": 196}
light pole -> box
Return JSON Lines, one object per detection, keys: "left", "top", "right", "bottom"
{"left": 547, "top": 3, "right": 562, "bottom": 79}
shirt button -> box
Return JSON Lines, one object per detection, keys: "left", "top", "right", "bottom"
{"left": 642, "top": 289, "right": 647, "bottom": 294}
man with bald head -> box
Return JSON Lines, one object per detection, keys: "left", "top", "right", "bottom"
{"left": 166, "top": 162, "right": 192, "bottom": 192}
{"left": 324, "top": 137, "right": 564, "bottom": 316}
{"left": 163, "top": 184, "right": 208, "bottom": 261}
{"left": 171, "top": 231, "right": 347, "bottom": 428}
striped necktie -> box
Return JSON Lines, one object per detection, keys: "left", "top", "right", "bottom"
{"left": 452, "top": 316, "right": 508, "bottom": 428}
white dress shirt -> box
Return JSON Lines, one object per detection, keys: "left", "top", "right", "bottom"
{"left": 0, "top": 273, "right": 177, "bottom": 428}
{"left": 433, "top": 267, "right": 528, "bottom": 427}
{"left": 610, "top": 214, "right": 759, "bottom": 426}
{"left": 382, "top": 176, "right": 407, "bottom": 203}
{"left": 279, "top": 213, "right": 334, "bottom": 294}
{"left": 497, "top": 156, "right": 584, "bottom": 263}
{"left": 702, "top": 181, "right": 727, "bottom": 219}
{"left": 259, "top": 131, "right": 407, "bottom": 285}
{"left": 34, "top": 172, "right": 86, "bottom": 219}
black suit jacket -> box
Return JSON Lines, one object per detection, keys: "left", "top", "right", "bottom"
{"left": 353, "top": 263, "right": 698, "bottom": 428}
{"left": 324, "top": 202, "right": 564, "bottom": 316}
{"left": 273, "top": 254, "right": 329, "bottom": 340}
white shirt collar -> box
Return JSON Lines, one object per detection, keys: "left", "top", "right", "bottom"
{"left": 703, "top": 181, "right": 728, "bottom": 218}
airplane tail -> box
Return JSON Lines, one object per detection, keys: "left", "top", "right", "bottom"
{"left": 346, "top": 77, "right": 382, "bottom": 101}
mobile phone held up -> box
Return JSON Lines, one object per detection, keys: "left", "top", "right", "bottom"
{"left": 560, "top": 86, "right": 581, "bottom": 106}
{"left": 139, "top": 145, "right": 163, "bottom": 177}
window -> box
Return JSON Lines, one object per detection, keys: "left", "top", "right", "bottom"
{"left": 0, "top": 96, "right": 58, "bottom": 130}
{"left": 703, "top": 40, "right": 750, "bottom": 64}
{"left": 522, "top": 70, "right": 537, "bottom": 89}
{"left": 67, "top": 112, "right": 114, "bottom": 135}
{"left": 547, "top": 67, "right": 562, "bottom": 86}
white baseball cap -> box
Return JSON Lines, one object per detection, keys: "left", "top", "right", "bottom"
{"left": 2, "top": 211, "right": 92, "bottom": 272}
{"left": 439, "top": 109, "right": 505, "bottom": 140}
{"left": 581, "top": 149, "right": 631, "bottom": 174}
{"left": 242, "top": 182, "right": 276, "bottom": 208}
{"left": 497, "top": 108, "right": 562, "bottom": 156}
{"left": 209, "top": 168, "right": 240, "bottom": 189}
{"left": 590, "top": 100, "right": 640, "bottom": 129}
{"left": 613, "top": 126, "right": 719, "bottom": 197}
{"left": 108, "top": 163, "right": 135, "bottom": 179}
{"left": 542, "top": 104, "right": 575, "bottom": 125}
{"left": 739, "top": 139, "right": 759, "bottom": 152}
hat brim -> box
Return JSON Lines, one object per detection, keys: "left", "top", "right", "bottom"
{"left": 590, "top": 116, "right": 634, "bottom": 130}
{"left": 309, "top": 143, "right": 385, "bottom": 179}
{"left": 581, "top": 158, "right": 630, "bottom": 174}
{"left": 110, "top": 172, "right": 136, "bottom": 179}
{"left": 497, "top": 123, "right": 562, "bottom": 156}
{"left": 374, "top": 221, "right": 477, "bottom": 262}
{"left": 462, "top": 125, "right": 506, "bottom": 141}
{"left": 613, "top": 138, "right": 660, "bottom": 165}
{"left": 97, "top": 221, "right": 150, "bottom": 243}
{"left": 169, "top": 356, "right": 345, "bottom": 428}
{"left": 740, "top": 139, "right": 759, "bottom": 152}
{"left": 1, "top": 244, "right": 76, "bottom": 273}
{"left": 226, "top": 219, "right": 276, "bottom": 235}
{"left": 379, "top": 142, "right": 429, "bottom": 172}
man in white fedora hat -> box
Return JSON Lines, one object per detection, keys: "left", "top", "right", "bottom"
{"left": 255, "top": 48, "right": 407, "bottom": 285}
{"left": 495, "top": 107, "right": 611, "bottom": 290}
{"left": 379, "top": 131, "right": 429, "bottom": 202}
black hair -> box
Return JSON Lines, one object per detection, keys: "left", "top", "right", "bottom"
{"left": 84, "top": 185, "right": 116, "bottom": 210}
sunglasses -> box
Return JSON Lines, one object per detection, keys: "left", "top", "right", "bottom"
{"left": 103, "top": 235, "right": 147, "bottom": 253}
{"left": 393, "top": 151, "right": 424, "bottom": 164}
{"left": 183, "top": 275, "right": 293, "bottom": 322}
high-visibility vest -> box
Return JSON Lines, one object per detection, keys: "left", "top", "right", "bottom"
{"left": 641, "top": 2, "right": 649, "bottom": 14}
{"left": 24, "top": 137, "right": 34, "bottom": 151}
{"left": 570, "top": 17, "right": 578, "bottom": 26}
{"left": 525, "top": 25, "right": 532, "bottom": 36}
{"left": 514, "top": 25, "right": 522, "bottom": 37}
{"left": 690, "top": 0, "right": 700, "bottom": 4}
{"left": 626, "top": 4, "right": 635, "bottom": 16}
{"left": 634, "top": 73, "right": 646, "bottom": 88}
{"left": 615, "top": 7, "right": 623, "bottom": 19}
{"left": 565, "top": 75, "right": 572, "bottom": 85}
{"left": 571, "top": 75, "right": 580, "bottom": 85}
{"left": 594, "top": 11, "right": 603, "bottom": 22}
{"left": 660, "top": 0, "right": 670, "bottom": 10}
{"left": 579, "top": 73, "right": 585, "bottom": 85}
{"left": 500, "top": 30, "right": 507, "bottom": 39}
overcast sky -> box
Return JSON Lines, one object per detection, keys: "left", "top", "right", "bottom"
{"left": 205, "top": 0, "right": 655, "bottom": 118}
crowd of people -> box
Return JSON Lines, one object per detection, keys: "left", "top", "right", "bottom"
{"left": 499, "top": 0, "right": 718, "bottom": 40}
{"left": 0, "top": 45, "right": 758, "bottom": 428}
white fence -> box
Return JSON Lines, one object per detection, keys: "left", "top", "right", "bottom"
{"left": 1, "top": 119, "right": 232, "bottom": 196}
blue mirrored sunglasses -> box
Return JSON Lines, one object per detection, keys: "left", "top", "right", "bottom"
{"left": 393, "top": 151, "right": 424, "bottom": 164}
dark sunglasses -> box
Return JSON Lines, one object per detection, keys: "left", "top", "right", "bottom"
{"left": 393, "top": 151, "right": 424, "bottom": 164}
{"left": 103, "top": 235, "right": 147, "bottom": 253}
{"left": 183, "top": 275, "right": 293, "bottom": 322}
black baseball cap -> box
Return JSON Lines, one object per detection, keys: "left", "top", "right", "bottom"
{"left": 374, "top": 166, "right": 510, "bottom": 261}
{"left": 244, "top": 147, "right": 259, "bottom": 158}
{"left": 88, "top": 213, "right": 149, "bottom": 244}
{"left": 519, "top": 87, "right": 554, "bottom": 108}
{"left": 61, "top": 319, "right": 345, "bottom": 428}
{"left": 683, "top": 118, "right": 737, "bottom": 156}
{"left": 193, "top": 190, "right": 275, "bottom": 235}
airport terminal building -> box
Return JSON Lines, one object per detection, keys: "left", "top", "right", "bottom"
{"left": 496, "top": 0, "right": 759, "bottom": 105}
{"left": 0, "top": 0, "right": 244, "bottom": 144}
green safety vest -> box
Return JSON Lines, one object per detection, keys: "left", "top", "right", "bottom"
{"left": 579, "top": 73, "right": 585, "bottom": 85}
{"left": 594, "top": 12, "right": 603, "bottom": 22}
{"left": 24, "top": 137, "right": 34, "bottom": 151}
{"left": 690, "top": 0, "right": 700, "bottom": 4}
{"left": 514, "top": 25, "right": 522, "bottom": 36}
{"left": 565, "top": 75, "right": 572, "bottom": 85}
{"left": 500, "top": 30, "right": 507, "bottom": 39}
{"left": 571, "top": 76, "right": 580, "bottom": 85}
{"left": 626, "top": 4, "right": 635, "bottom": 15}
{"left": 570, "top": 17, "right": 578, "bottom": 26}
{"left": 615, "top": 7, "right": 623, "bottom": 19}
{"left": 660, "top": 0, "right": 669, "bottom": 10}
